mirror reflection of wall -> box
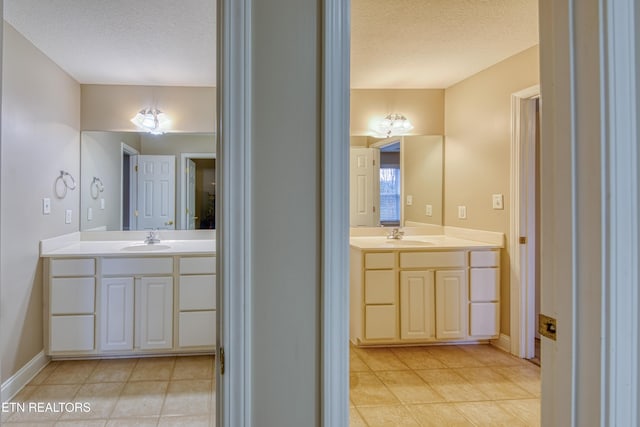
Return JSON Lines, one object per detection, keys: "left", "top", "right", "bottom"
{"left": 349, "top": 135, "right": 443, "bottom": 227}
{"left": 80, "top": 131, "right": 215, "bottom": 231}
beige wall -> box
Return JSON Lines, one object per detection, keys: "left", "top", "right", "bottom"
{"left": 81, "top": 85, "right": 216, "bottom": 133}
{"left": 444, "top": 45, "right": 540, "bottom": 334}
{"left": 80, "top": 132, "right": 141, "bottom": 231}
{"left": 403, "top": 135, "right": 443, "bottom": 225}
{"left": 351, "top": 89, "right": 444, "bottom": 135}
{"left": 1, "top": 23, "right": 81, "bottom": 380}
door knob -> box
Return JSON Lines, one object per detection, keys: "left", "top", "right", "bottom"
{"left": 165, "top": 220, "right": 174, "bottom": 225}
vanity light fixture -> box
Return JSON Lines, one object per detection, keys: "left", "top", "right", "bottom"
{"left": 373, "top": 113, "right": 414, "bottom": 138}
{"left": 130, "top": 108, "right": 171, "bottom": 135}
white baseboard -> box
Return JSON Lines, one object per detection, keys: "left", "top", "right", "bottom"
{"left": 491, "top": 333, "right": 511, "bottom": 354}
{"left": 1, "top": 351, "right": 49, "bottom": 402}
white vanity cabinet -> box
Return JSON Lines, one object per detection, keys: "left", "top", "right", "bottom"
{"left": 44, "top": 253, "right": 215, "bottom": 358}
{"left": 177, "top": 256, "right": 216, "bottom": 348}
{"left": 100, "top": 257, "right": 174, "bottom": 352}
{"left": 350, "top": 244, "right": 500, "bottom": 346}
{"left": 468, "top": 250, "right": 501, "bottom": 337}
{"left": 45, "top": 259, "right": 96, "bottom": 353}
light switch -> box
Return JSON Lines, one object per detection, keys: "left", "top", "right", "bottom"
{"left": 406, "top": 195, "right": 413, "bottom": 206}
{"left": 65, "top": 209, "right": 72, "bottom": 224}
{"left": 425, "top": 204, "right": 433, "bottom": 216}
{"left": 100, "top": 198, "right": 105, "bottom": 209}
{"left": 87, "top": 207, "right": 93, "bottom": 221}
{"left": 458, "top": 205, "right": 467, "bottom": 219}
{"left": 492, "top": 193, "right": 504, "bottom": 210}
{"left": 42, "top": 198, "right": 51, "bottom": 215}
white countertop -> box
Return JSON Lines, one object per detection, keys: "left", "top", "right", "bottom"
{"left": 349, "top": 235, "right": 501, "bottom": 250}
{"left": 40, "top": 239, "right": 215, "bottom": 257}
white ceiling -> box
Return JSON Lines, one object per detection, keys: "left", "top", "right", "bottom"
{"left": 4, "top": 0, "right": 538, "bottom": 89}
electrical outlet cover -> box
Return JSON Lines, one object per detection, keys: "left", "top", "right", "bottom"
{"left": 492, "top": 194, "right": 504, "bottom": 210}
{"left": 458, "top": 205, "right": 467, "bottom": 219}
{"left": 65, "top": 209, "right": 72, "bottom": 224}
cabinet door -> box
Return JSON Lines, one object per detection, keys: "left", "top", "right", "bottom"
{"left": 100, "top": 277, "right": 134, "bottom": 351}
{"left": 365, "top": 305, "right": 396, "bottom": 340}
{"left": 139, "top": 276, "right": 173, "bottom": 350}
{"left": 435, "top": 270, "right": 467, "bottom": 340}
{"left": 400, "top": 271, "right": 435, "bottom": 340}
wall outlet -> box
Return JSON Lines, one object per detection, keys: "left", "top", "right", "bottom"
{"left": 100, "top": 198, "right": 105, "bottom": 210}
{"left": 87, "top": 207, "right": 93, "bottom": 221}
{"left": 42, "top": 198, "right": 51, "bottom": 215}
{"left": 425, "top": 204, "right": 433, "bottom": 216}
{"left": 457, "top": 205, "right": 467, "bottom": 219}
{"left": 65, "top": 209, "right": 72, "bottom": 224}
{"left": 492, "top": 193, "right": 504, "bottom": 210}
{"left": 406, "top": 195, "right": 413, "bottom": 206}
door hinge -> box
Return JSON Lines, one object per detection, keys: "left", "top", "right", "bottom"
{"left": 538, "top": 313, "right": 557, "bottom": 341}
{"left": 219, "top": 347, "right": 225, "bottom": 375}
{"left": 373, "top": 206, "right": 376, "bottom": 213}
{"left": 134, "top": 210, "right": 139, "bottom": 217}
{"left": 134, "top": 165, "right": 138, "bottom": 172}
{"left": 519, "top": 236, "right": 527, "bottom": 244}
{"left": 373, "top": 159, "right": 376, "bottom": 166}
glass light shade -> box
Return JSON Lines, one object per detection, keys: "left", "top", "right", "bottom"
{"left": 130, "top": 108, "right": 171, "bottom": 135}
{"left": 372, "top": 113, "right": 414, "bottom": 138}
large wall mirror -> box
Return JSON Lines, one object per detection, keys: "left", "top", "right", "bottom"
{"left": 350, "top": 135, "right": 443, "bottom": 227}
{"left": 80, "top": 131, "right": 215, "bottom": 231}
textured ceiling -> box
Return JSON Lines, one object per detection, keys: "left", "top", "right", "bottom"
{"left": 351, "top": 0, "right": 539, "bottom": 88}
{"left": 4, "top": 0, "right": 537, "bottom": 89}
{"left": 4, "top": 0, "right": 216, "bottom": 86}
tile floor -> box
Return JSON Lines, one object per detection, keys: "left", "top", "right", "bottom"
{"left": 2, "top": 355, "right": 216, "bottom": 427}
{"left": 350, "top": 344, "right": 540, "bottom": 427}
{"left": 3, "top": 344, "right": 540, "bottom": 427}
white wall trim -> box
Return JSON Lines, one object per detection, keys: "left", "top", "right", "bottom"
{"left": 491, "top": 334, "right": 511, "bottom": 354}
{"left": 217, "top": 0, "right": 252, "bottom": 425}
{"left": 321, "top": 0, "right": 350, "bottom": 426}
{"left": 509, "top": 85, "right": 540, "bottom": 358}
{"left": 120, "top": 143, "right": 139, "bottom": 230}
{"left": 443, "top": 226, "right": 505, "bottom": 246}
{"left": 1, "top": 351, "right": 49, "bottom": 402}
{"left": 178, "top": 152, "right": 216, "bottom": 230}
{"left": 602, "top": 0, "right": 639, "bottom": 424}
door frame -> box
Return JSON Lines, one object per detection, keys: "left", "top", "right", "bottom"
{"left": 219, "top": 0, "right": 640, "bottom": 426}
{"left": 509, "top": 84, "right": 540, "bottom": 358}
{"left": 179, "top": 152, "right": 216, "bottom": 230}
{"left": 120, "top": 143, "right": 139, "bottom": 230}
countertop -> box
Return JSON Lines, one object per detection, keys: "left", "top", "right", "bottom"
{"left": 349, "top": 235, "right": 501, "bottom": 250}
{"left": 40, "top": 239, "right": 215, "bottom": 257}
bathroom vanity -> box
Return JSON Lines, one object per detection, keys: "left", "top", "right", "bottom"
{"left": 350, "top": 234, "right": 501, "bottom": 346}
{"left": 40, "top": 232, "right": 216, "bottom": 358}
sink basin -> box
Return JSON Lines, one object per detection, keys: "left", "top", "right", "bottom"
{"left": 121, "top": 244, "right": 172, "bottom": 252}
{"left": 384, "top": 240, "right": 432, "bottom": 246}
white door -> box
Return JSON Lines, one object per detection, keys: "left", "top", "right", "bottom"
{"left": 138, "top": 276, "right": 173, "bottom": 350}
{"left": 435, "top": 270, "right": 467, "bottom": 340}
{"left": 186, "top": 159, "right": 197, "bottom": 229}
{"left": 400, "top": 270, "right": 435, "bottom": 340}
{"left": 349, "top": 148, "right": 379, "bottom": 226}
{"left": 136, "top": 155, "right": 176, "bottom": 230}
{"left": 100, "top": 277, "right": 134, "bottom": 351}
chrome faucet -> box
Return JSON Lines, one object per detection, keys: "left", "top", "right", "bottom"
{"left": 144, "top": 229, "right": 161, "bottom": 244}
{"left": 387, "top": 227, "right": 404, "bottom": 240}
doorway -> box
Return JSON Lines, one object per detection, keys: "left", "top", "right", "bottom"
{"left": 180, "top": 153, "right": 216, "bottom": 230}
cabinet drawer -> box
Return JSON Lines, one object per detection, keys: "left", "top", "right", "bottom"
{"left": 179, "top": 275, "right": 216, "bottom": 310}
{"left": 469, "top": 268, "right": 499, "bottom": 301}
{"left": 179, "top": 311, "right": 216, "bottom": 347}
{"left": 469, "top": 302, "right": 499, "bottom": 337}
{"left": 50, "top": 258, "right": 95, "bottom": 277}
{"left": 470, "top": 250, "right": 500, "bottom": 267}
{"left": 400, "top": 251, "right": 465, "bottom": 269}
{"left": 364, "top": 270, "right": 396, "bottom": 304}
{"left": 365, "top": 305, "right": 396, "bottom": 340}
{"left": 102, "top": 257, "right": 173, "bottom": 275}
{"left": 50, "top": 315, "right": 94, "bottom": 352}
{"left": 51, "top": 278, "right": 95, "bottom": 314}
{"left": 364, "top": 252, "right": 395, "bottom": 269}
{"left": 180, "top": 257, "right": 216, "bottom": 275}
